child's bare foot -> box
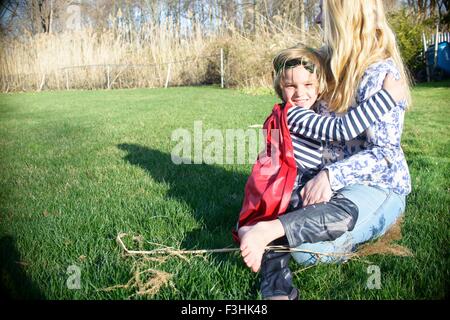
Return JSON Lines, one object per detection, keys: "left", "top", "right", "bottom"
{"left": 239, "top": 223, "right": 269, "bottom": 272}
{"left": 237, "top": 226, "right": 249, "bottom": 242}
{"left": 238, "top": 221, "right": 284, "bottom": 272}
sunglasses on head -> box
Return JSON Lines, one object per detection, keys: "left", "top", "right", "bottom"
{"left": 279, "top": 58, "right": 316, "bottom": 74}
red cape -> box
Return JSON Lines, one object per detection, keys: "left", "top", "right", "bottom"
{"left": 232, "top": 102, "right": 297, "bottom": 243}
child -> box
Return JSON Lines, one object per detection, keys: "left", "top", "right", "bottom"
{"left": 234, "top": 45, "right": 398, "bottom": 299}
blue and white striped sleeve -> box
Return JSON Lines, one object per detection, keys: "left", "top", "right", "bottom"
{"left": 287, "top": 89, "right": 396, "bottom": 141}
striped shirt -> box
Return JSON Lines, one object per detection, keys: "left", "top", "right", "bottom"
{"left": 286, "top": 89, "right": 396, "bottom": 188}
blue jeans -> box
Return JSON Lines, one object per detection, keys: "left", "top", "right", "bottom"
{"left": 291, "top": 184, "right": 406, "bottom": 265}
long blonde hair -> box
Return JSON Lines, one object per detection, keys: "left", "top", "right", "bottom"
{"left": 321, "top": 0, "right": 411, "bottom": 113}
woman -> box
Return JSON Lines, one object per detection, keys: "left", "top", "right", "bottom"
{"left": 238, "top": 0, "right": 411, "bottom": 300}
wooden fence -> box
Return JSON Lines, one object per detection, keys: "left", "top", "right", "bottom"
{"left": 1, "top": 50, "right": 225, "bottom": 92}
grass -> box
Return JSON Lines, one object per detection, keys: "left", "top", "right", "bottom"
{"left": 0, "top": 82, "right": 449, "bottom": 300}
{"left": 0, "top": 17, "right": 305, "bottom": 92}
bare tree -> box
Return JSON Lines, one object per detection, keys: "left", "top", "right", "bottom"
{"left": 299, "top": 0, "right": 305, "bottom": 41}
{"left": 0, "top": 1, "right": 20, "bottom": 35}
{"left": 8, "top": 0, "right": 445, "bottom": 40}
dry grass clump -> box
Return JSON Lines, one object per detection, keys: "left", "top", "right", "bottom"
{"left": 0, "top": 17, "right": 321, "bottom": 92}
{"left": 102, "top": 216, "right": 413, "bottom": 297}
{"left": 98, "top": 233, "right": 177, "bottom": 298}
{"left": 356, "top": 216, "right": 413, "bottom": 257}
{"left": 98, "top": 260, "right": 175, "bottom": 298}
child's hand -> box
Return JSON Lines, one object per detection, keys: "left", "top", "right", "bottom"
{"left": 300, "top": 170, "right": 332, "bottom": 206}
{"left": 383, "top": 73, "right": 406, "bottom": 103}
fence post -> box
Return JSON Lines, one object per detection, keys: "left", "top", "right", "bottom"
{"left": 55, "top": 70, "right": 60, "bottom": 90}
{"left": 107, "top": 65, "right": 111, "bottom": 89}
{"left": 423, "top": 32, "right": 430, "bottom": 83}
{"left": 220, "top": 48, "right": 224, "bottom": 89}
{"left": 38, "top": 73, "right": 46, "bottom": 92}
{"left": 434, "top": 24, "right": 439, "bottom": 71}
{"left": 165, "top": 63, "right": 172, "bottom": 88}
{"left": 65, "top": 69, "right": 69, "bottom": 90}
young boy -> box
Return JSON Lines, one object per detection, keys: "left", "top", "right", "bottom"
{"left": 235, "top": 45, "right": 398, "bottom": 299}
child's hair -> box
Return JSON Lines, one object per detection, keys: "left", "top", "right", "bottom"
{"left": 273, "top": 45, "right": 327, "bottom": 103}
{"left": 321, "top": 0, "right": 412, "bottom": 113}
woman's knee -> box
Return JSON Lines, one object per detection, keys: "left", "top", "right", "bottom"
{"left": 290, "top": 186, "right": 406, "bottom": 265}
{"left": 291, "top": 232, "right": 354, "bottom": 265}
{"left": 349, "top": 187, "right": 405, "bottom": 243}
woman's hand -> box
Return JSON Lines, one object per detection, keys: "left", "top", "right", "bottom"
{"left": 383, "top": 73, "right": 406, "bottom": 103}
{"left": 300, "top": 170, "right": 333, "bottom": 206}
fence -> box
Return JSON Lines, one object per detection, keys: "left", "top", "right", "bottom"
{"left": 423, "top": 31, "right": 450, "bottom": 46}
{"left": 1, "top": 50, "right": 226, "bottom": 93}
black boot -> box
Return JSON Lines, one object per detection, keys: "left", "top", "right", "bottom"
{"left": 260, "top": 237, "right": 299, "bottom": 300}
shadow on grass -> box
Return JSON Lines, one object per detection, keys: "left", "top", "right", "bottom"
{"left": 117, "top": 143, "right": 249, "bottom": 261}
{"left": 0, "top": 236, "right": 44, "bottom": 299}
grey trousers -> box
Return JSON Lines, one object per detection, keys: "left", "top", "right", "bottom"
{"left": 260, "top": 190, "right": 358, "bottom": 299}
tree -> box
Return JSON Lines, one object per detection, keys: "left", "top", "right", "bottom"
{"left": 299, "top": 0, "right": 305, "bottom": 41}
{"left": 0, "top": 1, "right": 20, "bottom": 35}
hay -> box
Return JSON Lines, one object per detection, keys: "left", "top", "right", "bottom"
{"left": 132, "top": 266, "right": 174, "bottom": 297}
{"left": 355, "top": 216, "right": 413, "bottom": 257}
{"left": 98, "top": 261, "right": 175, "bottom": 298}
{"left": 116, "top": 233, "right": 357, "bottom": 258}
{"left": 97, "top": 233, "right": 182, "bottom": 298}
{"left": 107, "top": 220, "right": 413, "bottom": 296}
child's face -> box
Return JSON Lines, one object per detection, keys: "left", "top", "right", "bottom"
{"left": 281, "top": 66, "right": 319, "bottom": 109}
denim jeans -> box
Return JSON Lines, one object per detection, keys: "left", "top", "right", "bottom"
{"left": 259, "top": 184, "right": 406, "bottom": 298}
{"left": 290, "top": 184, "right": 406, "bottom": 265}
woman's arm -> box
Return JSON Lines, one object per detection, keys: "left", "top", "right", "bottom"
{"left": 301, "top": 149, "right": 390, "bottom": 206}
{"left": 288, "top": 89, "right": 396, "bottom": 141}
{"left": 300, "top": 70, "right": 408, "bottom": 206}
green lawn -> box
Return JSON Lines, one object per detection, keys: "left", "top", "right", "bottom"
{"left": 0, "top": 83, "right": 449, "bottom": 300}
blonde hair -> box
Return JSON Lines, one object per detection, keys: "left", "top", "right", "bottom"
{"left": 321, "top": 0, "right": 412, "bottom": 113}
{"left": 273, "top": 45, "right": 328, "bottom": 102}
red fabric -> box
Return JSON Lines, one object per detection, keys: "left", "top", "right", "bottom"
{"left": 232, "top": 102, "right": 297, "bottom": 243}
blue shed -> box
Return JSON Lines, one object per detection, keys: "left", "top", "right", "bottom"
{"left": 426, "top": 41, "right": 450, "bottom": 75}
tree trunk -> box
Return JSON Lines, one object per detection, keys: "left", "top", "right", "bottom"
{"left": 299, "top": 0, "right": 305, "bottom": 42}
{"left": 418, "top": 0, "right": 425, "bottom": 19}
{"left": 253, "top": 0, "right": 257, "bottom": 35}
{"left": 48, "top": 0, "right": 53, "bottom": 34}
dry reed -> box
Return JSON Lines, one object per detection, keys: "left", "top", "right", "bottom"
{"left": 103, "top": 217, "right": 412, "bottom": 298}
{"left": 0, "top": 16, "right": 318, "bottom": 92}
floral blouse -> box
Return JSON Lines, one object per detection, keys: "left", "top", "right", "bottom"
{"left": 318, "top": 59, "right": 412, "bottom": 196}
